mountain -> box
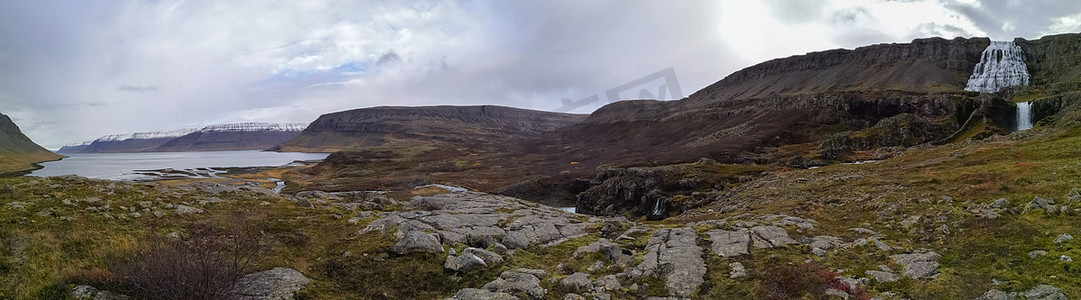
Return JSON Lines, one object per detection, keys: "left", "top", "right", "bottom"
{"left": 59, "top": 123, "right": 305, "bottom": 153}
{"left": 154, "top": 123, "right": 305, "bottom": 152}
{"left": 0, "top": 112, "right": 64, "bottom": 173}
{"left": 58, "top": 129, "right": 198, "bottom": 153}
{"left": 274, "top": 105, "right": 587, "bottom": 152}
{"left": 293, "top": 33, "right": 1081, "bottom": 211}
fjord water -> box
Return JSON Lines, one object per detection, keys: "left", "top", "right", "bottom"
{"left": 28, "top": 150, "right": 329, "bottom": 180}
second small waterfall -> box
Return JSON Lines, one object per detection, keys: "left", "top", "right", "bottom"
{"left": 1016, "top": 102, "right": 1033, "bottom": 131}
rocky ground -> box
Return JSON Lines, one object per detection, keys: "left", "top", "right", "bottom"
{"left": 4, "top": 126, "right": 1081, "bottom": 299}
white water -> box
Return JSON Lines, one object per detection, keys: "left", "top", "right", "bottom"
{"left": 1017, "top": 101, "right": 1034, "bottom": 131}
{"left": 965, "top": 41, "right": 1030, "bottom": 93}
{"left": 652, "top": 198, "right": 663, "bottom": 216}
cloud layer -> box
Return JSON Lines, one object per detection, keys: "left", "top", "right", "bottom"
{"left": 0, "top": 0, "right": 1079, "bottom": 149}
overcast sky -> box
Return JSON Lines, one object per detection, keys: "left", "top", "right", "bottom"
{"left": 2, "top": 0, "right": 1080, "bottom": 149}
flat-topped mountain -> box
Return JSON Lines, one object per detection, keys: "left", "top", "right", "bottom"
{"left": 274, "top": 105, "right": 587, "bottom": 152}
{"left": 0, "top": 112, "right": 64, "bottom": 173}
{"left": 59, "top": 123, "right": 305, "bottom": 153}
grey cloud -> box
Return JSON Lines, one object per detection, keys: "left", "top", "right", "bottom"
{"left": 765, "top": 0, "right": 830, "bottom": 24}
{"left": 943, "top": 0, "right": 1081, "bottom": 39}
{"left": 116, "top": 85, "right": 159, "bottom": 92}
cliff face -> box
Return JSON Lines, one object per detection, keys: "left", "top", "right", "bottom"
{"left": 0, "top": 112, "right": 64, "bottom": 173}
{"left": 688, "top": 37, "right": 989, "bottom": 104}
{"left": 1016, "top": 33, "right": 1081, "bottom": 88}
{"left": 276, "top": 105, "right": 587, "bottom": 152}
{"left": 60, "top": 123, "right": 304, "bottom": 153}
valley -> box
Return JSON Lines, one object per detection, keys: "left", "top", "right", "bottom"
{"left": 4, "top": 31, "right": 1081, "bottom": 300}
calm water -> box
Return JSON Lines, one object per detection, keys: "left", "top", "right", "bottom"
{"left": 29, "top": 150, "right": 329, "bottom": 180}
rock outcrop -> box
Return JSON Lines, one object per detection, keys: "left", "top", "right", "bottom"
{"left": 230, "top": 267, "right": 312, "bottom": 300}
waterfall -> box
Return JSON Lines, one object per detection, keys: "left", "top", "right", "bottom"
{"left": 965, "top": 41, "right": 1030, "bottom": 93}
{"left": 652, "top": 198, "right": 664, "bottom": 216}
{"left": 1016, "top": 102, "right": 1033, "bottom": 131}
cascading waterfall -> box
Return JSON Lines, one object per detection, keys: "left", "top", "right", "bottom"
{"left": 965, "top": 41, "right": 1030, "bottom": 93}
{"left": 1016, "top": 101, "right": 1033, "bottom": 131}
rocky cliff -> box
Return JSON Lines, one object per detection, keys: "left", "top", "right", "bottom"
{"left": 0, "top": 112, "right": 64, "bottom": 173}
{"left": 688, "top": 37, "right": 988, "bottom": 103}
{"left": 60, "top": 123, "right": 304, "bottom": 153}
{"left": 275, "top": 105, "right": 587, "bottom": 152}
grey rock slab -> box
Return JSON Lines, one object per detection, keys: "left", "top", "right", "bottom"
{"left": 1053, "top": 233, "right": 1073, "bottom": 244}
{"left": 1021, "top": 284, "right": 1067, "bottom": 300}
{"left": 707, "top": 229, "right": 750, "bottom": 257}
{"left": 392, "top": 231, "right": 443, "bottom": 255}
{"left": 482, "top": 271, "right": 547, "bottom": 300}
{"left": 729, "top": 262, "right": 747, "bottom": 278}
{"left": 448, "top": 288, "right": 520, "bottom": 300}
{"left": 573, "top": 238, "right": 623, "bottom": 262}
{"left": 445, "top": 253, "right": 488, "bottom": 273}
{"left": 890, "top": 251, "right": 941, "bottom": 279}
{"left": 230, "top": 267, "right": 312, "bottom": 300}
{"left": 464, "top": 247, "right": 504, "bottom": 265}
{"left": 174, "top": 205, "right": 204, "bottom": 215}
{"left": 865, "top": 270, "right": 900, "bottom": 283}
{"left": 751, "top": 226, "right": 798, "bottom": 247}
{"left": 562, "top": 294, "right": 587, "bottom": 300}
{"left": 1029, "top": 249, "right": 1046, "bottom": 258}
{"left": 93, "top": 291, "right": 131, "bottom": 300}
{"left": 559, "top": 272, "right": 593, "bottom": 293}
{"left": 593, "top": 275, "right": 621, "bottom": 292}
{"left": 634, "top": 228, "right": 706, "bottom": 298}
{"left": 990, "top": 198, "right": 1011, "bottom": 209}
{"left": 72, "top": 285, "right": 98, "bottom": 299}
{"left": 975, "top": 289, "right": 1010, "bottom": 300}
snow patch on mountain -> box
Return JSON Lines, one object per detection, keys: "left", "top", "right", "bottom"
{"left": 197, "top": 122, "right": 306, "bottom": 133}
{"left": 91, "top": 128, "right": 199, "bottom": 143}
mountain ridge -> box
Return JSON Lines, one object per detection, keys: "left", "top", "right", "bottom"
{"left": 59, "top": 122, "right": 306, "bottom": 153}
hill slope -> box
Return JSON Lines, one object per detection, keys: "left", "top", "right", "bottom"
{"left": 275, "top": 105, "right": 587, "bottom": 152}
{"left": 0, "top": 112, "right": 64, "bottom": 173}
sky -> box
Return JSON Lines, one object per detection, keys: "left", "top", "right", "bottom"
{"left": 2, "top": 0, "right": 1081, "bottom": 149}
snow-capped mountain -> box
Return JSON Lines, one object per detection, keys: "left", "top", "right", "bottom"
{"left": 58, "top": 122, "right": 307, "bottom": 153}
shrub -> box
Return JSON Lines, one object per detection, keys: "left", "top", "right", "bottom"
{"left": 108, "top": 221, "right": 264, "bottom": 300}
{"left": 758, "top": 260, "right": 869, "bottom": 300}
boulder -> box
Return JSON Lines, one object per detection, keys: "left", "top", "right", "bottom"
{"left": 562, "top": 294, "right": 587, "bottom": 300}
{"left": 990, "top": 198, "right": 1011, "bottom": 208}
{"left": 445, "top": 253, "right": 488, "bottom": 273}
{"left": 1053, "top": 233, "right": 1073, "bottom": 244}
{"left": 707, "top": 229, "right": 750, "bottom": 257}
{"left": 865, "top": 270, "right": 900, "bottom": 283}
{"left": 559, "top": 272, "right": 593, "bottom": 293}
{"left": 1020, "top": 284, "right": 1067, "bottom": 300}
{"left": 593, "top": 275, "right": 621, "bottom": 292}
{"left": 447, "top": 288, "right": 520, "bottom": 300}
{"left": 1025, "top": 196, "right": 1056, "bottom": 214}
{"left": 890, "top": 251, "right": 941, "bottom": 279}
{"left": 174, "top": 205, "right": 204, "bottom": 215}
{"left": 729, "top": 262, "right": 747, "bottom": 278}
{"left": 750, "top": 226, "right": 798, "bottom": 248}
{"left": 392, "top": 231, "right": 443, "bottom": 255}
{"left": 482, "top": 271, "right": 547, "bottom": 299}
{"left": 230, "top": 267, "right": 312, "bottom": 300}
{"left": 71, "top": 285, "right": 98, "bottom": 299}
{"left": 634, "top": 228, "right": 706, "bottom": 298}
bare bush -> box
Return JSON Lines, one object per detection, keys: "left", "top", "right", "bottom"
{"left": 109, "top": 220, "right": 263, "bottom": 300}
